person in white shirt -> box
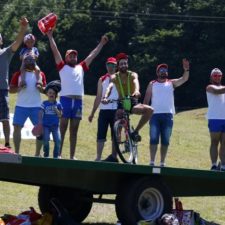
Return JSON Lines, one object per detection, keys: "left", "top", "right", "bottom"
{"left": 88, "top": 57, "right": 118, "bottom": 162}
{"left": 206, "top": 68, "right": 225, "bottom": 171}
{"left": 144, "top": 59, "right": 189, "bottom": 167}
{"left": 46, "top": 29, "right": 108, "bottom": 159}
{"left": 10, "top": 55, "right": 46, "bottom": 155}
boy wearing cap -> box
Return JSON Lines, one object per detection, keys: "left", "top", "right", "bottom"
{"left": 46, "top": 29, "right": 108, "bottom": 159}
{"left": 144, "top": 58, "right": 189, "bottom": 167}
{"left": 19, "top": 33, "right": 42, "bottom": 88}
{"left": 88, "top": 57, "right": 119, "bottom": 162}
{"left": 103, "top": 52, "right": 153, "bottom": 142}
{"left": 0, "top": 17, "right": 28, "bottom": 148}
{"left": 206, "top": 68, "right": 225, "bottom": 171}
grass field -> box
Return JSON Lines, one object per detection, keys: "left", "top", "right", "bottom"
{"left": 0, "top": 94, "right": 224, "bottom": 224}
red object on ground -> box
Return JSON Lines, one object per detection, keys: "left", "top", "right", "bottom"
{"left": 0, "top": 146, "right": 15, "bottom": 154}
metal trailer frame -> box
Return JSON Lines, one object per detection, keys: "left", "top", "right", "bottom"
{"left": 0, "top": 156, "right": 224, "bottom": 224}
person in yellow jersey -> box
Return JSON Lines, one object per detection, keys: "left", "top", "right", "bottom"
{"left": 102, "top": 52, "right": 153, "bottom": 142}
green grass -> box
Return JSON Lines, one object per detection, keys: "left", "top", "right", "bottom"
{"left": 0, "top": 94, "right": 224, "bottom": 224}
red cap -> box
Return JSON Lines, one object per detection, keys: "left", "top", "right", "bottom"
{"left": 106, "top": 57, "right": 117, "bottom": 64}
{"left": 65, "top": 49, "right": 78, "bottom": 58}
{"left": 115, "top": 52, "right": 128, "bottom": 62}
{"left": 156, "top": 63, "right": 168, "bottom": 73}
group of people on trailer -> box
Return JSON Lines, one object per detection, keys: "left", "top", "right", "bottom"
{"left": 0, "top": 17, "right": 223, "bottom": 171}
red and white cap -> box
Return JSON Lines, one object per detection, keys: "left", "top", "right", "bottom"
{"left": 24, "top": 33, "right": 35, "bottom": 43}
{"left": 65, "top": 49, "right": 78, "bottom": 58}
{"left": 211, "top": 68, "right": 222, "bottom": 76}
{"left": 156, "top": 63, "right": 168, "bottom": 73}
{"left": 106, "top": 57, "right": 117, "bottom": 64}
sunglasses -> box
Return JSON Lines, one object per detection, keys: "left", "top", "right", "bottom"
{"left": 211, "top": 74, "right": 222, "bottom": 78}
{"left": 107, "top": 63, "right": 117, "bottom": 68}
{"left": 159, "top": 68, "right": 168, "bottom": 73}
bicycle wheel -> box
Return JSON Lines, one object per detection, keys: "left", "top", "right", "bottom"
{"left": 113, "top": 119, "right": 134, "bottom": 163}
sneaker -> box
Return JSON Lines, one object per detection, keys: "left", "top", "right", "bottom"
{"left": 102, "top": 154, "right": 119, "bottom": 163}
{"left": 210, "top": 165, "right": 218, "bottom": 171}
{"left": 149, "top": 162, "right": 155, "bottom": 166}
{"left": 131, "top": 131, "right": 141, "bottom": 142}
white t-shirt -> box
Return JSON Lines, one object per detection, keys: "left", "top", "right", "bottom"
{"left": 99, "top": 74, "right": 118, "bottom": 110}
{"left": 151, "top": 80, "right": 175, "bottom": 114}
{"left": 57, "top": 61, "right": 88, "bottom": 97}
{"left": 16, "top": 72, "right": 42, "bottom": 107}
{"left": 206, "top": 88, "right": 225, "bottom": 119}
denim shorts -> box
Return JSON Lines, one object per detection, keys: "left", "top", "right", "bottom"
{"left": 13, "top": 106, "right": 40, "bottom": 127}
{"left": 150, "top": 113, "right": 173, "bottom": 146}
{"left": 97, "top": 109, "right": 117, "bottom": 142}
{"left": 208, "top": 119, "right": 225, "bottom": 132}
{"left": 60, "top": 96, "right": 82, "bottom": 119}
{"left": 0, "top": 90, "right": 9, "bottom": 121}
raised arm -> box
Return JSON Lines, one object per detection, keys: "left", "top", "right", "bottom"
{"left": 206, "top": 85, "right": 225, "bottom": 94}
{"left": 10, "top": 17, "right": 28, "bottom": 52}
{"left": 88, "top": 78, "right": 103, "bottom": 122}
{"left": 46, "top": 30, "right": 63, "bottom": 64}
{"left": 172, "top": 58, "right": 190, "bottom": 88}
{"left": 84, "top": 35, "right": 108, "bottom": 67}
{"left": 143, "top": 82, "right": 153, "bottom": 105}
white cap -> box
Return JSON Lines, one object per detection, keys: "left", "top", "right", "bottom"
{"left": 211, "top": 68, "right": 222, "bottom": 76}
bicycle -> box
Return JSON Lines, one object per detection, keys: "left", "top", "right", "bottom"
{"left": 106, "top": 99, "right": 138, "bottom": 164}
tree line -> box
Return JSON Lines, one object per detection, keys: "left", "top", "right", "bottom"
{"left": 1, "top": 0, "right": 225, "bottom": 109}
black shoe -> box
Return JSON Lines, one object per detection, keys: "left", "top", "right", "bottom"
{"left": 4, "top": 143, "right": 11, "bottom": 148}
{"left": 131, "top": 131, "right": 141, "bottom": 142}
{"left": 102, "top": 154, "right": 119, "bottom": 163}
{"left": 210, "top": 165, "right": 218, "bottom": 171}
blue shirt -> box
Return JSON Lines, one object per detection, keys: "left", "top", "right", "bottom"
{"left": 41, "top": 100, "right": 62, "bottom": 126}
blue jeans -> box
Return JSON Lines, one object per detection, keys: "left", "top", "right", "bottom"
{"left": 150, "top": 113, "right": 173, "bottom": 146}
{"left": 43, "top": 125, "right": 61, "bottom": 158}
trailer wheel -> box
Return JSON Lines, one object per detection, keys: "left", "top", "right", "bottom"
{"left": 115, "top": 177, "right": 172, "bottom": 225}
{"left": 38, "top": 186, "right": 93, "bottom": 223}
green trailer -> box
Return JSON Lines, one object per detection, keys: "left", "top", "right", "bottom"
{"left": 0, "top": 156, "right": 224, "bottom": 225}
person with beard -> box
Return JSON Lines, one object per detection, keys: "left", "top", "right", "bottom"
{"left": 102, "top": 52, "right": 153, "bottom": 142}
{"left": 143, "top": 59, "right": 189, "bottom": 167}
{"left": 46, "top": 30, "right": 108, "bottom": 160}
{"left": 0, "top": 17, "right": 28, "bottom": 148}
{"left": 9, "top": 54, "right": 46, "bottom": 155}
{"left": 206, "top": 68, "right": 225, "bottom": 171}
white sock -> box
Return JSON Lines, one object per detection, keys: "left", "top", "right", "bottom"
{"left": 150, "top": 161, "right": 155, "bottom": 166}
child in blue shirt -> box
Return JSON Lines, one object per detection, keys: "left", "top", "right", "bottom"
{"left": 39, "top": 82, "right": 62, "bottom": 158}
{"left": 19, "top": 33, "right": 42, "bottom": 88}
